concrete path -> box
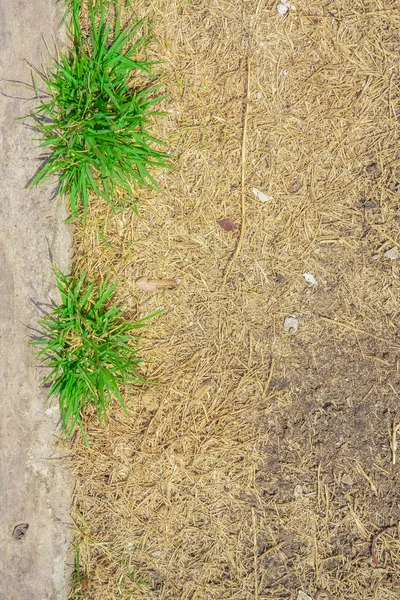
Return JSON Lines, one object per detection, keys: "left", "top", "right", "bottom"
{"left": 0, "top": 2, "right": 72, "bottom": 599}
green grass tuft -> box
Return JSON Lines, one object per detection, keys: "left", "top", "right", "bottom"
{"left": 32, "top": 268, "right": 157, "bottom": 443}
{"left": 29, "top": 0, "right": 170, "bottom": 222}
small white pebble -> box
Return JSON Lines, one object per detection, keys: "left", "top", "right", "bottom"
{"left": 342, "top": 473, "right": 353, "bottom": 487}
{"left": 384, "top": 246, "right": 399, "bottom": 260}
{"left": 254, "top": 91, "right": 262, "bottom": 100}
{"left": 297, "top": 592, "right": 312, "bottom": 600}
{"left": 188, "top": 321, "right": 194, "bottom": 327}
{"left": 284, "top": 316, "right": 299, "bottom": 334}
{"left": 259, "top": 41, "right": 265, "bottom": 47}
{"left": 253, "top": 187, "right": 272, "bottom": 202}
{"left": 277, "top": 3, "right": 289, "bottom": 15}
{"left": 303, "top": 272, "right": 318, "bottom": 286}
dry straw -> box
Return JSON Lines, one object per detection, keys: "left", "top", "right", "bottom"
{"left": 69, "top": 1, "right": 400, "bottom": 598}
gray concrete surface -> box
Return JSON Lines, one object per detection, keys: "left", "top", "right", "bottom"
{"left": 0, "top": 2, "right": 72, "bottom": 599}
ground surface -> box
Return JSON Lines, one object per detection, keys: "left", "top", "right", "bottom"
{"left": 70, "top": 1, "right": 400, "bottom": 599}
{"left": 0, "top": 2, "right": 71, "bottom": 599}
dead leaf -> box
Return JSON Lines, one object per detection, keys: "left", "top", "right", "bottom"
{"left": 193, "top": 380, "right": 212, "bottom": 400}
{"left": 218, "top": 216, "right": 238, "bottom": 232}
{"left": 136, "top": 277, "right": 181, "bottom": 293}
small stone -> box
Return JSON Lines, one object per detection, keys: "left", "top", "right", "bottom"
{"left": 253, "top": 187, "right": 272, "bottom": 202}
{"left": 284, "top": 316, "right": 298, "bottom": 334}
{"left": 294, "top": 484, "right": 303, "bottom": 499}
{"left": 280, "top": 0, "right": 296, "bottom": 10}
{"left": 297, "top": 592, "right": 312, "bottom": 600}
{"left": 151, "top": 550, "right": 162, "bottom": 557}
{"left": 254, "top": 91, "right": 262, "bottom": 100}
{"left": 342, "top": 473, "right": 353, "bottom": 487}
{"left": 304, "top": 272, "right": 317, "bottom": 286}
{"left": 371, "top": 254, "right": 380, "bottom": 261}
{"left": 363, "top": 199, "right": 379, "bottom": 210}
{"left": 277, "top": 3, "right": 289, "bottom": 15}
{"left": 384, "top": 246, "right": 399, "bottom": 260}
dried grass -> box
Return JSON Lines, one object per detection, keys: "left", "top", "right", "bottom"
{"left": 69, "top": 1, "right": 400, "bottom": 598}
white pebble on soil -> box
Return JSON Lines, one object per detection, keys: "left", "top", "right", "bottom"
{"left": 253, "top": 187, "right": 272, "bottom": 202}
{"left": 277, "top": 0, "right": 296, "bottom": 14}
{"left": 297, "top": 592, "right": 312, "bottom": 600}
{"left": 384, "top": 246, "right": 399, "bottom": 260}
{"left": 304, "top": 272, "right": 318, "bottom": 286}
{"left": 277, "top": 3, "right": 289, "bottom": 14}
{"left": 284, "top": 316, "right": 299, "bottom": 334}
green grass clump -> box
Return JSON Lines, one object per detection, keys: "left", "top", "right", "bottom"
{"left": 29, "top": 0, "right": 169, "bottom": 221}
{"left": 33, "top": 268, "right": 155, "bottom": 443}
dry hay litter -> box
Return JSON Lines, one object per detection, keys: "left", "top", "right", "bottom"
{"left": 69, "top": 1, "right": 400, "bottom": 599}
